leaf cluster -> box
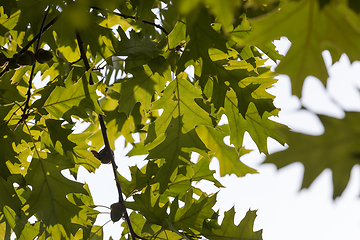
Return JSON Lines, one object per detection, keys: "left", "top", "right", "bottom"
{"left": 0, "top": 0, "right": 359, "bottom": 239}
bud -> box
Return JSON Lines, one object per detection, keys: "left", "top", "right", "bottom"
{"left": 91, "top": 147, "right": 114, "bottom": 164}
{"left": 17, "top": 51, "right": 36, "bottom": 66}
{"left": 8, "top": 54, "right": 20, "bottom": 70}
{"left": 110, "top": 202, "right": 126, "bottom": 222}
{"left": 35, "top": 49, "right": 53, "bottom": 64}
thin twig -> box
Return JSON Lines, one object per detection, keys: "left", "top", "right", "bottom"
{"left": 76, "top": 30, "right": 144, "bottom": 240}
{"left": 20, "top": 15, "right": 60, "bottom": 55}
{"left": 98, "top": 115, "right": 145, "bottom": 240}
{"left": 91, "top": 6, "right": 169, "bottom": 35}
{"left": 75, "top": 30, "right": 94, "bottom": 85}
{"left": 15, "top": 9, "right": 50, "bottom": 129}
{"left": 0, "top": 15, "right": 60, "bottom": 79}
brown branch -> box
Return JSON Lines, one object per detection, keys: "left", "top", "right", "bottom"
{"left": 91, "top": 6, "right": 169, "bottom": 35}
{"left": 76, "top": 30, "right": 145, "bottom": 240}
{"left": 20, "top": 15, "right": 60, "bottom": 55}
{"left": 14, "top": 9, "right": 50, "bottom": 129}
{"left": 75, "top": 30, "right": 94, "bottom": 85}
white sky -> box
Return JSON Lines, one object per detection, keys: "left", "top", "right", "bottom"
{"left": 72, "top": 37, "right": 360, "bottom": 240}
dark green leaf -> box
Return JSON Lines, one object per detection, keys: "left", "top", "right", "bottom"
{"left": 25, "top": 154, "right": 87, "bottom": 233}
{"left": 265, "top": 112, "right": 360, "bottom": 198}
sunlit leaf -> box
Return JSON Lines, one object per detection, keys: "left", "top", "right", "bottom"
{"left": 148, "top": 116, "right": 209, "bottom": 193}
{"left": 225, "top": 89, "right": 287, "bottom": 154}
{"left": 196, "top": 125, "right": 257, "bottom": 177}
{"left": 43, "top": 70, "right": 102, "bottom": 122}
{"left": 125, "top": 186, "right": 169, "bottom": 226}
{"left": 111, "top": 56, "right": 171, "bottom": 116}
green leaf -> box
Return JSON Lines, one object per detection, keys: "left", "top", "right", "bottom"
{"left": 125, "top": 186, "right": 169, "bottom": 226}
{"left": 225, "top": 89, "right": 287, "bottom": 154}
{"left": 176, "top": 8, "right": 228, "bottom": 76}
{"left": 242, "top": 0, "right": 360, "bottom": 97}
{"left": 265, "top": 112, "right": 360, "bottom": 198}
{"left": 75, "top": 16, "right": 115, "bottom": 59}
{"left": 45, "top": 119, "right": 77, "bottom": 154}
{"left": 196, "top": 125, "right": 257, "bottom": 177}
{"left": 121, "top": 211, "right": 146, "bottom": 238}
{"left": 111, "top": 56, "right": 171, "bottom": 116}
{"left": 147, "top": 116, "right": 209, "bottom": 193}
{"left": 137, "top": 0, "right": 156, "bottom": 22}
{"left": 228, "top": 14, "right": 283, "bottom": 63}
{"left": 176, "top": 0, "right": 240, "bottom": 29}
{"left": 191, "top": 157, "right": 223, "bottom": 188}
{"left": 170, "top": 190, "right": 216, "bottom": 233}
{"left": 146, "top": 77, "right": 213, "bottom": 143}
{"left": 167, "top": 20, "right": 187, "bottom": 50}
{"left": 211, "top": 55, "right": 277, "bottom": 116}
{"left": 113, "top": 27, "right": 162, "bottom": 59}
{"left": 25, "top": 154, "right": 87, "bottom": 233}
{"left": 68, "top": 132, "right": 101, "bottom": 174}
{"left": 0, "top": 121, "right": 18, "bottom": 179}
{"left": 0, "top": 72, "right": 25, "bottom": 105}
{"left": 117, "top": 160, "right": 160, "bottom": 198}
{"left": 202, "top": 208, "right": 262, "bottom": 240}
{"left": 43, "top": 70, "right": 102, "bottom": 122}
{"left": 0, "top": 177, "right": 22, "bottom": 217}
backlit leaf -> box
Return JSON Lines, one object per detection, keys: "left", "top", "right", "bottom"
{"left": 111, "top": 56, "right": 171, "bottom": 116}
{"left": 25, "top": 154, "right": 87, "bottom": 234}
{"left": 265, "top": 112, "right": 360, "bottom": 198}
{"left": 225, "top": 89, "right": 287, "bottom": 154}
{"left": 242, "top": 0, "right": 360, "bottom": 97}
{"left": 43, "top": 71, "right": 102, "bottom": 122}
{"left": 196, "top": 125, "right": 257, "bottom": 177}
{"left": 202, "top": 208, "right": 262, "bottom": 240}
{"left": 147, "top": 116, "right": 209, "bottom": 193}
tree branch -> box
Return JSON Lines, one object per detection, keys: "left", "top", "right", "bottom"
{"left": 14, "top": 9, "right": 50, "bottom": 129}
{"left": 75, "top": 30, "right": 94, "bottom": 85}
{"left": 76, "top": 30, "right": 145, "bottom": 240}
{"left": 20, "top": 15, "right": 60, "bottom": 55}
{"left": 91, "top": 6, "right": 169, "bottom": 35}
{"left": 0, "top": 15, "right": 59, "bottom": 79}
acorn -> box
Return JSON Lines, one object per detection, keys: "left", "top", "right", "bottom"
{"left": 8, "top": 54, "right": 20, "bottom": 69}
{"left": 35, "top": 49, "right": 53, "bottom": 63}
{"left": 17, "top": 50, "right": 36, "bottom": 66}
{"left": 110, "top": 202, "right": 126, "bottom": 222}
{"left": 0, "top": 52, "right": 8, "bottom": 67}
{"left": 91, "top": 148, "right": 114, "bottom": 164}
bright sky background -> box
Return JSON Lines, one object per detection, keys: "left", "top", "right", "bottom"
{"left": 70, "top": 37, "right": 360, "bottom": 240}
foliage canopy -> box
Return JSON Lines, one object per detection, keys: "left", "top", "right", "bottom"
{"left": 0, "top": 0, "right": 359, "bottom": 239}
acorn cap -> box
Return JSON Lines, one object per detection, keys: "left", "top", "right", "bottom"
{"left": 36, "top": 49, "right": 53, "bottom": 64}
{"left": 0, "top": 52, "right": 8, "bottom": 67}
{"left": 91, "top": 148, "right": 114, "bottom": 164}
{"left": 110, "top": 202, "right": 126, "bottom": 222}
{"left": 8, "top": 54, "right": 20, "bottom": 70}
{"left": 17, "top": 51, "right": 35, "bottom": 66}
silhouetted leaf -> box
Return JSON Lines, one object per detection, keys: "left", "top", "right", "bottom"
{"left": 265, "top": 112, "right": 360, "bottom": 198}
